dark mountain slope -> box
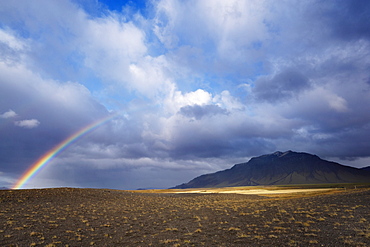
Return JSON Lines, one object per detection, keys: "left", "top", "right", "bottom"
{"left": 361, "top": 166, "right": 370, "bottom": 172}
{"left": 174, "top": 151, "right": 370, "bottom": 189}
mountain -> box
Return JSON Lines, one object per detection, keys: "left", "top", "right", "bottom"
{"left": 361, "top": 166, "right": 370, "bottom": 172}
{"left": 174, "top": 151, "right": 370, "bottom": 189}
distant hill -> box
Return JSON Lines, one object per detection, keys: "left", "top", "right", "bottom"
{"left": 173, "top": 151, "right": 370, "bottom": 189}
{"left": 361, "top": 166, "right": 370, "bottom": 172}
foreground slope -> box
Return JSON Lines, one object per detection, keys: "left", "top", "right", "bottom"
{"left": 174, "top": 151, "right": 370, "bottom": 189}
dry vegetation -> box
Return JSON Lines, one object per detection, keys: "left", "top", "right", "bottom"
{"left": 1, "top": 186, "right": 370, "bottom": 246}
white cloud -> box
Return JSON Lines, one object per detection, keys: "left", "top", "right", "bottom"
{"left": 0, "top": 29, "right": 25, "bottom": 51}
{"left": 82, "top": 17, "right": 147, "bottom": 82}
{"left": 127, "top": 55, "right": 175, "bottom": 99}
{"left": 1, "top": 0, "right": 370, "bottom": 190}
{"left": 14, "top": 119, "right": 40, "bottom": 129}
{"left": 326, "top": 93, "right": 348, "bottom": 113}
{"left": 74, "top": 6, "right": 176, "bottom": 100}
{"left": 198, "top": 0, "right": 270, "bottom": 57}
{"left": 213, "top": 90, "right": 244, "bottom": 110}
{"left": 164, "top": 88, "right": 245, "bottom": 118}
{"left": 153, "top": 0, "right": 278, "bottom": 79}
{"left": 1, "top": 1, "right": 171, "bottom": 101}
{"left": 154, "top": 0, "right": 271, "bottom": 50}
{"left": 167, "top": 89, "right": 213, "bottom": 112}
{"left": 153, "top": 0, "right": 180, "bottom": 48}
{"left": 0, "top": 110, "right": 17, "bottom": 119}
{"left": 0, "top": 28, "right": 27, "bottom": 65}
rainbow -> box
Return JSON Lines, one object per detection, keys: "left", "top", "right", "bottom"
{"left": 12, "top": 114, "right": 117, "bottom": 189}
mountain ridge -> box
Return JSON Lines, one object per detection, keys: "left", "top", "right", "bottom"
{"left": 173, "top": 151, "right": 370, "bottom": 189}
{"left": 361, "top": 166, "right": 370, "bottom": 171}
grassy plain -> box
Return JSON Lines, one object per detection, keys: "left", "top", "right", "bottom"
{"left": 1, "top": 185, "right": 370, "bottom": 246}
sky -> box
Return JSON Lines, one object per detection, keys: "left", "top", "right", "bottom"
{"left": 1, "top": 0, "right": 370, "bottom": 190}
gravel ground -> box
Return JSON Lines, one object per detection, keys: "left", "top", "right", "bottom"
{"left": 1, "top": 187, "right": 369, "bottom": 246}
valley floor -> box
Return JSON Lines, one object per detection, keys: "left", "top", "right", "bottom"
{"left": 1, "top": 187, "right": 370, "bottom": 246}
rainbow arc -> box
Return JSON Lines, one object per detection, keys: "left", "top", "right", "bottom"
{"left": 12, "top": 114, "right": 117, "bottom": 189}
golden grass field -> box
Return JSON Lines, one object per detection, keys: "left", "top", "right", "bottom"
{"left": 1, "top": 185, "right": 369, "bottom": 246}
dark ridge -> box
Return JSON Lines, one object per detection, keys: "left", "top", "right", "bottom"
{"left": 173, "top": 151, "right": 370, "bottom": 189}
{"left": 361, "top": 166, "right": 370, "bottom": 172}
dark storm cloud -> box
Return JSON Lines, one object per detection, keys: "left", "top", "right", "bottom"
{"left": 0, "top": 62, "right": 109, "bottom": 175}
{"left": 253, "top": 68, "right": 310, "bottom": 102}
{"left": 1, "top": 0, "right": 370, "bottom": 189}
{"left": 168, "top": 135, "right": 275, "bottom": 161}
{"left": 321, "top": 0, "right": 370, "bottom": 41}
{"left": 179, "top": 104, "right": 228, "bottom": 120}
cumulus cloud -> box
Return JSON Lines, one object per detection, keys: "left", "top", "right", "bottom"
{"left": 1, "top": 0, "right": 370, "bottom": 189}
{"left": 153, "top": 0, "right": 275, "bottom": 78}
{"left": 82, "top": 17, "right": 147, "bottom": 82}
{"left": 165, "top": 89, "right": 213, "bottom": 114}
{"left": 179, "top": 104, "right": 228, "bottom": 120}
{"left": 14, "top": 119, "right": 40, "bottom": 129}
{"left": 0, "top": 110, "right": 17, "bottom": 119}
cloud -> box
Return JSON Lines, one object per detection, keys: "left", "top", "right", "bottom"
{"left": 0, "top": 29, "right": 25, "bottom": 51}
{"left": 154, "top": 0, "right": 271, "bottom": 51}
{"left": 179, "top": 104, "right": 228, "bottom": 120}
{"left": 311, "top": 0, "right": 370, "bottom": 41}
{"left": 82, "top": 17, "right": 147, "bottom": 82}
{"left": 1, "top": 109, "right": 40, "bottom": 129}
{"left": 153, "top": 0, "right": 275, "bottom": 78}
{"left": 0, "top": 110, "right": 17, "bottom": 119}
{"left": 253, "top": 68, "right": 311, "bottom": 102}
{"left": 165, "top": 89, "right": 213, "bottom": 114}
{"left": 1, "top": 0, "right": 370, "bottom": 189}
{"left": 0, "top": 48, "right": 110, "bottom": 177}
{"left": 14, "top": 119, "right": 40, "bottom": 129}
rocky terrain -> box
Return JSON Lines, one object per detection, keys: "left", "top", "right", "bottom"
{"left": 1, "top": 187, "right": 370, "bottom": 246}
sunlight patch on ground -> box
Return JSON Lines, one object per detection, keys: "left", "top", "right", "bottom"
{"left": 173, "top": 188, "right": 337, "bottom": 195}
